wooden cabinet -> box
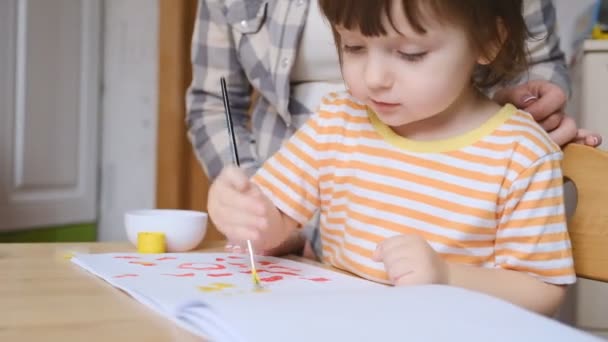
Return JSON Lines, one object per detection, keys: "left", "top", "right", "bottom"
{"left": 0, "top": 0, "right": 101, "bottom": 231}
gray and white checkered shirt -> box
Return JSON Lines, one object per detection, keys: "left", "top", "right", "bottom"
{"left": 186, "top": 0, "right": 569, "bottom": 181}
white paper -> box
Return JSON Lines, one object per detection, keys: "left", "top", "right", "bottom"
{"left": 71, "top": 252, "right": 381, "bottom": 340}
{"left": 72, "top": 253, "right": 600, "bottom": 342}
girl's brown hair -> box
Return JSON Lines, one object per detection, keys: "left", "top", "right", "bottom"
{"left": 318, "top": 0, "right": 529, "bottom": 89}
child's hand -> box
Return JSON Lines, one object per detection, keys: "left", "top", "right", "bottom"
{"left": 208, "top": 166, "right": 272, "bottom": 247}
{"left": 372, "top": 234, "right": 448, "bottom": 286}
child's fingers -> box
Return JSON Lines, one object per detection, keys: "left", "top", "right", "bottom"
{"left": 222, "top": 210, "right": 267, "bottom": 232}
{"left": 386, "top": 261, "right": 415, "bottom": 284}
{"left": 374, "top": 235, "right": 411, "bottom": 261}
{"left": 217, "top": 189, "right": 266, "bottom": 217}
{"left": 224, "top": 241, "right": 236, "bottom": 252}
{"left": 225, "top": 241, "right": 246, "bottom": 254}
{"left": 382, "top": 249, "right": 412, "bottom": 267}
{"left": 372, "top": 245, "right": 382, "bottom": 261}
{"left": 247, "top": 183, "right": 265, "bottom": 198}
{"left": 231, "top": 225, "right": 260, "bottom": 242}
{"left": 215, "top": 177, "right": 266, "bottom": 215}
{"left": 218, "top": 166, "right": 251, "bottom": 192}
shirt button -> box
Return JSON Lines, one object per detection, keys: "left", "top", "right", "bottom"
{"left": 281, "top": 58, "right": 290, "bottom": 68}
{"left": 240, "top": 20, "right": 248, "bottom": 28}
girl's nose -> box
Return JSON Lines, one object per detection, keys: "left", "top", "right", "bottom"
{"left": 364, "top": 56, "right": 393, "bottom": 90}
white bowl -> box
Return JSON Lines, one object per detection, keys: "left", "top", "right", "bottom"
{"left": 124, "top": 209, "right": 208, "bottom": 252}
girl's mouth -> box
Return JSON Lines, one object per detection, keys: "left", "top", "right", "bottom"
{"left": 371, "top": 99, "right": 401, "bottom": 112}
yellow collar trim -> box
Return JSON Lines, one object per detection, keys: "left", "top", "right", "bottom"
{"left": 368, "top": 104, "right": 517, "bottom": 153}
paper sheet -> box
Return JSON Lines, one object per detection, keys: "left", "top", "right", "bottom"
{"left": 72, "top": 253, "right": 600, "bottom": 342}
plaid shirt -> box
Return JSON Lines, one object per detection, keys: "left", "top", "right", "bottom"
{"left": 187, "top": 0, "right": 570, "bottom": 180}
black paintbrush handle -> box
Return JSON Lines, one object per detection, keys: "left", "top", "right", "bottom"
{"left": 220, "top": 77, "right": 240, "bottom": 167}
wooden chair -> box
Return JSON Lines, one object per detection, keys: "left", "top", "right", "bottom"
{"left": 562, "top": 144, "right": 608, "bottom": 282}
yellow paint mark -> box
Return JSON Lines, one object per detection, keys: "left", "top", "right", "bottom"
{"left": 252, "top": 287, "right": 269, "bottom": 293}
{"left": 251, "top": 271, "right": 262, "bottom": 287}
{"left": 63, "top": 252, "right": 75, "bottom": 260}
{"left": 198, "top": 282, "right": 236, "bottom": 293}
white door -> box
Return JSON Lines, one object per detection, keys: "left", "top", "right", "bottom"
{"left": 0, "top": 0, "right": 101, "bottom": 231}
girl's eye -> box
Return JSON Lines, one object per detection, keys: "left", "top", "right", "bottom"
{"left": 342, "top": 45, "right": 364, "bottom": 53}
{"left": 398, "top": 51, "right": 427, "bottom": 62}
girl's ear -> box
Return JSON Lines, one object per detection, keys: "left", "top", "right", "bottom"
{"left": 477, "top": 18, "right": 507, "bottom": 65}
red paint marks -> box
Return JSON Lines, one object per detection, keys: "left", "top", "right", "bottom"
{"left": 215, "top": 257, "right": 225, "bottom": 262}
{"left": 266, "top": 271, "right": 300, "bottom": 276}
{"left": 114, "top": 256, "right": 140, "bottom": 259}
{"left": 113, "top": 273, "right": 139, "bottom": 278}
{"left": 207, "top": 273, "right": 233, "bottom": 277}
{"left": 258, "top": 261, "right": 275, "bottom": 266}
{"left": 268, "top": 265, "right": 301, "bottom": 272}
{"left": 129, "top": 261, "right": 157, "bottom": 266}
{"left": 227, "top": 256, "right": 243, "bottom": 259}
{"left": 162, "top": 273, "right": 195, "bottom": 277}
{"left": 260, "top": 275, "right": 283, "bottom": 282}
{"left": 307, "top": 277, "right": 330, "bottom": 282}
{"left": 179, "top": 263, "right": 226, "bottom": 271}
{"left": 240, "top": 270, "right": 267, "bottom": 274}
{"left": 228, "top": 262, "right": 248, "bottom": 268}
{"left": 240, "top": 268, "right": 299, "bottom": 276}
{"left": 156, "top": 256, "right": 177, "bottom": 261}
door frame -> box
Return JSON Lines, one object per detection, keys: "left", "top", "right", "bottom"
{"left": 156, "top": 0, "right": 222, "bottom": 241}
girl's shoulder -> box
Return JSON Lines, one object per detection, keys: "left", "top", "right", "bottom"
{"left": 308, "top": 92, "right": 371, "bottom": 132}
{"left": 318, "top": 91, "right": 368, "bottom": 117}
{"left": 491, "top": 105, "right": 563, "bottom": 164}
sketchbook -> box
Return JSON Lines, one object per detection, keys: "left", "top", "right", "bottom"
{"left": 72, "top": 252, "right": 600, "bottom": 342}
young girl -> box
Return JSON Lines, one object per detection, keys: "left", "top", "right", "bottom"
{"left": 207, "top": 0, "right": 574, "bottom": 316}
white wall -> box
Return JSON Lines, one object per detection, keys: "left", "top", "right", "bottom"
{"left": 553, "top": 0, "right": 599, "bottom": 63}
{"left": 98, "top": 0, "right": 159, "bottom": 241}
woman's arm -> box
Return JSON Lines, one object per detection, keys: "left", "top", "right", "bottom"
{"left": 514, "top": 0, "right": 570, "bottom": 95}
{"left": 186, "top": 0, "right": 259, "bottom": 180}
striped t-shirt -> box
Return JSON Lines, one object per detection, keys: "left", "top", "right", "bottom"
{"left": 251, "top": 92, "right": 576, "bottom": 285}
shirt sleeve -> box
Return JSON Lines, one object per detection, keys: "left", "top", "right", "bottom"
{"left": 518, "top": 0, "right": 570, "bottom": 95}
{"left": 186, "top": 0, "right": 260, "bottom": 180}
{"left": 485, "top": 0, "right": 570, "bottom": 98}
{"left": 495, "top": 151, "right": 576, "bottom": 285}
{"left": 251, "top": 112, "right": 322, "bottom": 226}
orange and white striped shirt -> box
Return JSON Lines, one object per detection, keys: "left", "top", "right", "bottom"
{"left": 251, "top": 92, "right": 575, "bottom": 285}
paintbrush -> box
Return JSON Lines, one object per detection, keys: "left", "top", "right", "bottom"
{"left": 220, "top": 77, "right": 263, "bottom": 289}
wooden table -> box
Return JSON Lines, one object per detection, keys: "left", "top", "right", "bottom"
{"left": 2, "top": 242, "right": 600, "bottom": 342}
{"left": 0, "top": 241, "right": 229, "bottom": 341}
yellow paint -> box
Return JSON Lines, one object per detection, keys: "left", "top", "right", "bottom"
{"left": 197, "top": 282, "right": 269, "bottom": 294}
{"left": 198, "top": 282, "right": 236, "bottom": 293}
{"left": 251, "top": 271, "right": 262, "bottom": 287}
{"left": 137, "top": 232, "right": 166, "bottom": 253}
{"left": 252, "top": 287, "right": 269, "bottom": 293}
{"left": 198, "top": 286, "right": 222, "bottom": 292}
